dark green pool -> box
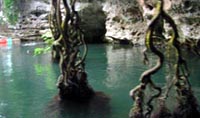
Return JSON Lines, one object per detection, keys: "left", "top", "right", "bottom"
{"left": 0, "top": 44, "right": 200, "bottom": 118}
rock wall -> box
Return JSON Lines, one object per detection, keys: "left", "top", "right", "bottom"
{"left": 1, "top": 0, "right": 199, "bottom": 46}
{"left": 103, "top": 0, "right": 200, "bottom": 46}
{"left": 78, "top": 1, "right": 106, "bottom": 43}
{"left": 13, "top": 0, "right": 106, "bottom": 43}
{"left": 14, "top": 0, "right": 50, "bottom": 41}
{"left": 0, "top": 0, "right": 50, "bottom": 41}
{"left": 103, "top": 0, "right": 145, "bottom": 45}
{"left": 170, "top": 0, "right": 200, "bottom": 42}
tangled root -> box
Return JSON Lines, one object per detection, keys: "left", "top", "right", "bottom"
{"left": 173, "top": 89, "right": 200, "bottom": 118}
{"left": 129, "top": 108, "right": 144, "bottom": 118}
{"left": 57, "top": 70, "right": 94, "bottom": 101}
{"left": 152, "top": 105, "right": 172, "bottom": 118}
{"left": 129, "top": 113, "right": 144, "bottom": 118}
{"left": 173, "top": 90, "right": 200, "bottom": 118}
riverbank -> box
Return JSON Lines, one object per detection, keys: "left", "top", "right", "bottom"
{"left": 0, "top": 0, "right": 199, "bottom": 47}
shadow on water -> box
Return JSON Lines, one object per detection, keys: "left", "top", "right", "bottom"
{"left": 45, "top": 92, "right": 111, "bottom": 118}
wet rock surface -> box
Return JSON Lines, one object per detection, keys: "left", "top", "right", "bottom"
{"left": 15, "top": 0, "right": 106, "bottom": 43}
{"left": 0, "top": 0, "right": 50, "bottom": 42}
{"left": 13, "top": 0, "right": 50, "bottom": 42}
{"left": 103, "top": 0, "right": 199, "bottom": 45}
{"left": 103, "top": 0, "right": 145, "bottom": 45}
{"left": 78, "top": 1, "right": 106, "bottom": 43}
{"left": 1, "top": 0, "right": 199, "bottom": 45}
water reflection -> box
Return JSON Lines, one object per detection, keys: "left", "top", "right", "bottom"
{"left": 45, "top": 92, "right": 111, "bottom": 118}
{"left": 3, "top": 54, "right": 12, "bottom": 76}
{"left": 0, "top": 46, "right": 13, "bottom": 77}
{"left": 34, "top": 64, "right": 58, "bottom": 90}
{"left": 0, "top": 44, "right": 199, "bottom": 118}
{"left": 104, "top": 45, "right": 145, "bottom": 89}
{"left": 0, "top": 44, "right": 59, "bottom": 118}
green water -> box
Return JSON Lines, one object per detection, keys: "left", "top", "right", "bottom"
{"left": 0, "top": 44, "right": 200, "bottom": 118}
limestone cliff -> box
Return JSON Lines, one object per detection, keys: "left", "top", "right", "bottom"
{"left": 103, "top": 0, "right": 199, "bottom": 46}
{"left": 0, "top": 0, "right": 199, "bottom": 47}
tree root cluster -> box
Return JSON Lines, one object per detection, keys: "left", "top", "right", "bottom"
{"left": 129, "top": 0, "right": 200, "bottom": 118}
{"left": 50, "top": 0, "right": 94, "bottom": 101}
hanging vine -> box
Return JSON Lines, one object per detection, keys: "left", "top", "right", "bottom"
{"left": 50, "top": 0, "right": 94, "bottom": 101}
{"left": 129, "top": 0, "right": 199, "bottom": 118}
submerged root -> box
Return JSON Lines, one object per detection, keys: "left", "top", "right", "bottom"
{"left": 129, "top": 111, "right": 144, "bottom": 118}
{"left": 173, "top": 89, "right": 200, "bottom": 118}
{"left": 152, "top": 107, "right": 172, "bottom": 118}
{"left": 129, "top": 86, "right": 145, "bottom": 118}
{"left": 129, "top": 98, "right": 145, "bottom": 118}
{"left": 45, "top": 91, "right": 110, "bottom": 118}
{"left": 129, "top": 103, "right": 144, "bottom": 118}
{"left": 58, "top": 84, "right": 94, "bottom": 101}
{"left": 152, "top": 99, "right": 172, "bottom": 118}
{"left": 57, "top": 70, "right": 95, "bottom": 101}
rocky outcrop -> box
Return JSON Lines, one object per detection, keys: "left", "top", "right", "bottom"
{"left": 0, "top": 0, "right": 51, "bottom": 41}
{"left": 171, "top": 0, "right": 200, "bottom": 53}
{"left": 14, "top": 0, "right": 106, "bottom": 43}
{"left": 103, "top": 0, "right": 145, "bottom": 45}
{"left": 1, "top": 0, "right": 199, "bottom": 45}
{"left": 78, "top": 1, "right": 106, "bottom": 43}
{"left": 123, "top": 0, "right": 198, "bottom": 44}
{"left": 101, "top": 0, "right": 200, "bottom": 46}
{"left": 171, "top": 0, "right": 200, "bottom": 42}
{"left": 13, "top": 0, "right": 50, "bottom": 41}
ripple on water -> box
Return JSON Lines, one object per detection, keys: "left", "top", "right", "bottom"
{"left": 0, "top": 115, "right": 6, "bottom": 118}
{"left": 0, "top": 102, "right": 7, "bottom": 107}
{"left": 0, "top": 101, "right": 7, "bottom": 118}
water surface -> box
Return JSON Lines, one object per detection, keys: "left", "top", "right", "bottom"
{"left": 0, "top": 44, "right": 200, "bottom": 118}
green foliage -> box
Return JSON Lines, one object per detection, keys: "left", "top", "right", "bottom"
{"left": 34, "top": 31, "right": 54, "bottom": 55}
{"left": 3, "top": 0, "right": 19, "bottom": 24}
{"left": 34, "top": 48, "right": 44, "bottom": 55}
{"left": 41, "top": 31, "right": 54, "bottom": 45}
{"left": 0, "top": 17, "right": 6, "bottom": 25}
